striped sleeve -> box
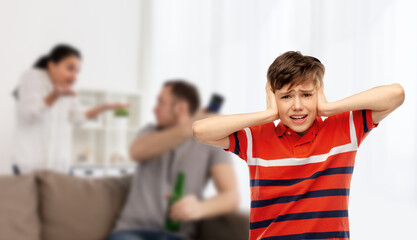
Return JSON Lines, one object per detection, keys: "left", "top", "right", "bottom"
{"left": 327, "top": 109, "right": 379, "bottom": 148}
{"left": 223, "top": 128, "right": 249, "bottom": 162}
{"left": 352, "top": 109, "right": 379, "bottom": 147}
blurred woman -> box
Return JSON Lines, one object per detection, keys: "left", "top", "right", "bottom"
{"left": 12, "top": 44, "right": 127, "bottom": 174}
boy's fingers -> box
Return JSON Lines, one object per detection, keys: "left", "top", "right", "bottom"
{"left": 266, "top": 80, "right": 272, "bottom": 92}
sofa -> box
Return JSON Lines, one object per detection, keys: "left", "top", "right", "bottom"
{"left": 0, "top": 170, "right": 249, "bottom": 240}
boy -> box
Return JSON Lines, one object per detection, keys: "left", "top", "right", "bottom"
{"left": 192, "top": 51, "right": 404, "bottom": 240}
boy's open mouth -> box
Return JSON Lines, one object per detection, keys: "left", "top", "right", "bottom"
{"left": 290, "top": 115, "right": 308, "bottom": 120}
{"left": 290, "top": 114, "right": 308, "bottom": 124}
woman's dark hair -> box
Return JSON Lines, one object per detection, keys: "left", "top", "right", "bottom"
{"left": 13, "top": 44, "right": 81, "bottom": 100}
{"left": 34, "top": 44, "right": 82, "bottom": 69}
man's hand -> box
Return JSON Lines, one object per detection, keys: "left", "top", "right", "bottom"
{"left": 265, "top": 81, "right": 279, "bottom": 121}
{"left": 170, "top": 195, "right": 203, "bottom": 222}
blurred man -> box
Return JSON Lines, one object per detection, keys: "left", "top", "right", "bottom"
{"left": 107, "top": 80, "right": 239, "bottom": 240}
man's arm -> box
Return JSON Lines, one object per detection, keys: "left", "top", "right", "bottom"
{"left": 199, "top": 163, "right": 239, "bottom": 218}
{"left": 318, "top": 83, "right": 405, "bottom": 124}
{"left": 170, "top": 163, "right": 239, "bottom": 221}
{"left": 193, "top": 81, "right": 279, "bottom": 149}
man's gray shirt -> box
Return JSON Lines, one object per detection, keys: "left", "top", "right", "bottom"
{"left": 113, "top": 123, "right": 233, "bottom": 238}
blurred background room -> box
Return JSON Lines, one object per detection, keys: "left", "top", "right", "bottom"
{"left": 0, "top": 0, "right": 416, "bottom": 239}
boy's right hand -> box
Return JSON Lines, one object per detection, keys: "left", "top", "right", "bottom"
{"left": 265, "top": 81, "right": 279, "bottom": 121}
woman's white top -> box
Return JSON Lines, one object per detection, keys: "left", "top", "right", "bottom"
{"left": 12, "top": 69, "right": 86, "bottom": 174}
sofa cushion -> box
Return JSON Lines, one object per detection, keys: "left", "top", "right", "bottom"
{"left": 37, "top": 170, "right": 131, "bottom": 240}
{"left": 0, "top": 173, "right": 41, "bottom": 240}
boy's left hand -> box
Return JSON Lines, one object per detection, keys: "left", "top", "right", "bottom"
{"left": 317, "top": 83, "right": 331, "bottom": 117}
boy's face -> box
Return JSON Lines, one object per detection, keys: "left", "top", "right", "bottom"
{"left": 275, "top": 81, "right": 318, "bottom": 136}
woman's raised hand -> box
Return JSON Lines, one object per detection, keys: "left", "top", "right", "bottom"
{"left": 53, "top": 85, "right": 77, "bottom": 96}
{"left": 104, "top": 102, "right": 130, "bottom": 110}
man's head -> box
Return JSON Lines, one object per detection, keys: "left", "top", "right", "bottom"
{"left": 153, "top": 80, "right": 200, "bottom": 128}
{"left": 267, "top": 51, "right": 325, "bottom": 136}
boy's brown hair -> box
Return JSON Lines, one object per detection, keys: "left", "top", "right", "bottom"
{"left": 267, "top": 51, "right": 325, "bottom": 91}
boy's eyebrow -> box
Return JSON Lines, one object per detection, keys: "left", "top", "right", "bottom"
{"left": 281, "top": 90, "right": 293, "bottom": 95}
{"left": 281, "top": 89, "right": 314, "bottom": 95}
{"left": 300, "top": 89, "right": 314, "bottom": 92}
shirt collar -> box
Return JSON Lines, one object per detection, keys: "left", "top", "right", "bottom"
{"left": 275, "top": 116, "right": 323, "bottom": 144}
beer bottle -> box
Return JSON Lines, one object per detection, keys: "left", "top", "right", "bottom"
{"left": 165, "top": 172, "right": 186, "bottom": 231}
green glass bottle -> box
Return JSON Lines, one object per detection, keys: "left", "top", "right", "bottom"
{"left": 165, "top": 172, "right": 186, "bottom": 231}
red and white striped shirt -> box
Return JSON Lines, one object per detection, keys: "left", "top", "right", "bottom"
{"left": 224, "top": 110, "right": 379, "bottom": 240}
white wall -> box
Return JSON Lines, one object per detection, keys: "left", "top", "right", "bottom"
{"left": 0, "top": 0, "right": 142, "bottom": 174}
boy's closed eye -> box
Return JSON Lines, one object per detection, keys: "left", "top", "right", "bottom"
{"left": 281, "top": 93, "right": 312, "bottom": 99}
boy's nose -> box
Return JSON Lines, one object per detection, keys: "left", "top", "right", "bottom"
{"left": 292, "top": 97, "right": 304, "bottom": 111}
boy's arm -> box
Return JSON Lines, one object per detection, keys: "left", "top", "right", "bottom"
{"left": 130, "top": 109, "right": 213, "bottom": 162}
{"left": 192, "top": 82, "right": 279, "bottom": 149}
{"left": 130, "top": 123, "right": 193, "bottom": 162}
{"left": 318, "top": 83, "right": 405, "bottom": 124}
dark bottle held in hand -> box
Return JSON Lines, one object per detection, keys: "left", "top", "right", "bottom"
{"left": 165, "top": 172, "right": 186, "bottom": 231}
